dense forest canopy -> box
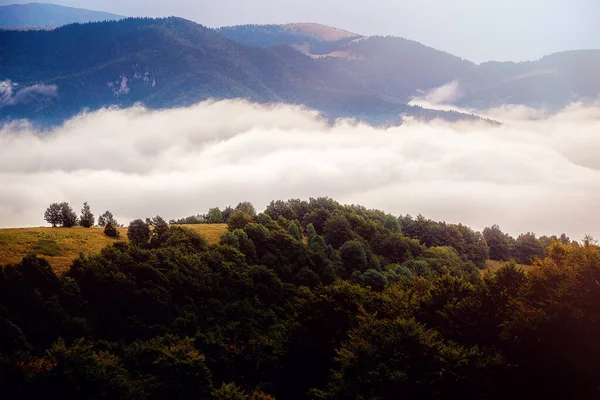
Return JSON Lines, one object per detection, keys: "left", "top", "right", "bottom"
{"left": 0, "top": 197, "right": 598, "bottom": 399}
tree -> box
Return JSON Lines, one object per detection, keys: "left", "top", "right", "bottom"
{"left": 340, "top": 240, "right": 369, "bottom": 276}
{"left": 323, "top": 214, "right": 354, "bottom": 248}
{"left": 79, "top": 202, "right": 95, "bottom": 228}
{"left": 127, "top": 219, "right": 150, "bottom": 247}
{"left": 148, "top": 216, "right": 169, "bottom": 247}
{"left": 44, "top": 203, "right": 62, "bottom": 227}
{"left": 512, "top": 233, "right": 546, "bottom": 265}
{"left": 103, "top": 222, "right": 119, "bottom": 238}
{"left": 227, "top": 211, "right": 253, "bottom": 231}
{"left": 483, "top": 225, "right": 512, "bottom": 261}
{"left": 235, "top": 201, "right": 257, "bottom": 217}
{"left": 287, "top": 220, "right": 302, "bottom": 241}
{"left": 98, "top": 211, "right": 115, "bottom": 227}
{"left": 306, "top": 223, "right": 318, "bottom": 245}
{"left": 383, "top": 215, "right": 401, "bottom": 233}
{"left": 221, "top": 206, "right": 234, "bottom": 222}
{"left": 207, "top": 208, "right": 224, "bottom": 224}
{"left": 45, "top": 202, "right": 77, "bottom": 228}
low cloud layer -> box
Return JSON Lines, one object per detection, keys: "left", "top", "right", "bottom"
{"left": 0, "top": 80, "right": 58, "bottom": 107}
{"left": 1, "top": 99, "right": 599, "bottom": 240}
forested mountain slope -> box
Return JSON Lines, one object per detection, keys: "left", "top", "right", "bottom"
{"left": 0, "top": 2, "right": 123, "bottom": 27}
{"left": 0, "top": 197, "right": 598, "bottom": 398}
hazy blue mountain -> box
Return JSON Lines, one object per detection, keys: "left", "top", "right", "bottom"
{"left": 223, "top": 24, "right": 600, "bottom": 110}
{"left": 4, "top": 17, "right": 593, "bottom": 126}
{"left": 0, "top": 2, "right": 123, "bottom": 27}
{"left": 0, "top": 17, "right": 414, "bottom": 125}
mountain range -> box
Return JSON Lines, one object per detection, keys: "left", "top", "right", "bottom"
{"left": 0, "top": 3, "right": 599, "bottom": 125}
{"left": 0, "top": 2, "right": 123, "bottom": 28}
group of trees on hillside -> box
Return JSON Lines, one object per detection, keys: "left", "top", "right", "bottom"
{"left": 2, "top": 197, "right": 600, "bottom": 398}
{"left": 43, "top": 202, "right": 119, "bottom": 237}
{"left": 174, "top": 200, "right": 567, "bottom": 268}
{"left": 3, "top": 196, "right": 600, "bottom": 398}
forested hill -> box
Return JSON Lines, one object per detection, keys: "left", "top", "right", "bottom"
{"left": 0, "top": 3, "right": 124, "bottom": 27}
{"left": 1, "top": 197, "right": 598, "bottom": 398}
{"left": 0, "top": 17, "right": 408, "bottom": 124}
{"left": 2, "top": 17, "right": 600, "bottom": 125}
{"left": 0, "top": 17, "right": 514, "bottom": 125}
{"left": 222, "top": 24, "right": 600, "bottom": 110}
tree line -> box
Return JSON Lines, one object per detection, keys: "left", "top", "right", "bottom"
{"left": 1, "top": 197, "right": 596, "bottom": 398}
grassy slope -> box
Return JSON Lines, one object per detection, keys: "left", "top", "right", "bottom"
{"left": 483, "top": 259, "right": 531, "bottom": 274}
{"left": 0, "top": 224, "right": 227, "bottom": 274}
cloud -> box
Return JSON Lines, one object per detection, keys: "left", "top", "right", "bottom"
{"left": 413, "top": 80, "right": 462, "bottom": 106}
{"left": 0, "top": 80, "right": 58, "bottom": 107}
{"left": 1, "top": 99, "right": 599, "bottom": 240}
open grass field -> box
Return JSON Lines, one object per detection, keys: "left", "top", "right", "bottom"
{"left": 0, "top": 224, "right": 227, "bottom": 274}
{"left": 483, "top": 259, "right": 532, "bottom": 274}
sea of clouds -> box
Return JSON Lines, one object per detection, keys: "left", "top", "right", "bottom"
{"left": 1, "top": 98, "right": 599, "bottom": 239}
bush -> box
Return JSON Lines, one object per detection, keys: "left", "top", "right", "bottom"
{"left": 103, "top": 222, "right": 119, "bottom": 238}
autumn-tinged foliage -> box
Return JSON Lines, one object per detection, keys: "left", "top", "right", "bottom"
{"left": 1, "top": 197, "right": 598, "bottom": 399}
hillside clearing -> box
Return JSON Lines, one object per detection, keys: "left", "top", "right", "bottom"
{"left": 0, "top": 224, "right": 227, "bottom": 274}
{"left": 483, "top": 259, "right": 531, "bottom": 274}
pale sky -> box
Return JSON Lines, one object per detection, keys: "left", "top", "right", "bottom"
{"left": 3, "top": 0, "right": 600, "bottom": 62}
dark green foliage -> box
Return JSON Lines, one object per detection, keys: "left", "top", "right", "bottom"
{"left": 207, "top": 208, "right": 224, "bottom": 224}
{"left": 287, "top": 220, "right": 302, "bottom": 241}
{"left": 44, "top": 202, "right": 77, "bottom": 227}
{"left": 351, "top": 269, "right": 389, "bottom": 291}
{"left": 383, "top": 214, "right": 401, "bottom": 233}
{"left": 98, "top": 211, "right": 116, "bottom": 228}
{"left": 2, "top": 198, "right": 600, "bottom": 399}
{"left": 302, "top": 208, "right": 331, "bottom": 235}
{"left": 483, "top": 225, "right": 512, "bottom": 261}
{"left": 323, "top": 214, "right": 354, "bottom": 248}
{"left": 340, "top": 240, "right": 369, "bottom": 277}
{"left": 235, "top": 202, "right": 257, "bottom": 217}
{"left": 265, "top": 200, "right": 297, "bottom": 221}
{"left": 103, "top": 222, "right": 119, "bottom": 238}
{"left": 227, "top": 211, "right": 253, "bottom": 231}
{"left": 127, "top": 219, "right": 151, "bottom": 248}
{"left": 511, "top": 232, "right": 546, "bottom": 265}
{"left": 44, "top": 203, "right": 62, "bottom": 227}
{"left": 79, "top": 202, "right": 95, "bottom": 228}
{"left": 59, "top": 202, "right": 78, "bottom": 228}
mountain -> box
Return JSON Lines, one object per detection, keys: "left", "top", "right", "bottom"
{"left": 222, "top": 24, "right": 600, "bottom": 110}
{"left": 2, "top": 17, "right": 597, "bottom": 126}
{"left": 217, "top": 23, "right": 362, "bottom": 57}
{"left": 0, "top": 17, "right": 482, "bottom": 125}
{"left": 0, "top": 2, "right": 123, "bottom": 27}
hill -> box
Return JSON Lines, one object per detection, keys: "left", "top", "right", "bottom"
{"left": 222, "top": 24, "right": 600, "bottom": 109}
{"left": 0, "top": 197, "right": 596, "bottom": 398}
{"left": 0, "top": 224, "right": 227, "bottom": 273}
{"left": 0, "top": 17, "right": 413, "bottom": 125}
{"left": 0, "top": 17, "right": 503, "bottom": 125}
{"left": 217, "top": 23, "right": 362, "bottom": 58}
{"left": 0, "top": 2, "right": 123, "bottom": 27}
{"left": 2, "top": 17, "right": 598, "bottom": 125}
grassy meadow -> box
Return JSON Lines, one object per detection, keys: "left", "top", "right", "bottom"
{"left": 0, "top": 224, "right": 227, "bottom": 274}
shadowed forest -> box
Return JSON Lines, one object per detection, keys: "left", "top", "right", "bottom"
{"left": 1, "top": 197, "right": 599, "bottom": 399}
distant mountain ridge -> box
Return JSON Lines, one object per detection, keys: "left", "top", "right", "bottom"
{"left": 1, "top": 16, "right": 599, "bottom": 125}
{"left": 0, "top": 2, "right": 123, "bottom": 27}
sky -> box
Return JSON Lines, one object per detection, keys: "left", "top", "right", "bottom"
{"left": 2, "top": 94, "right": 600, "bottom": 240}
{"left": 2, "top": 0, "right": 600, "bottom": 62}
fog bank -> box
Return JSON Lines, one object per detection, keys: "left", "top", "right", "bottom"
{"left": 1, "top": 99, "right": 599, "bottom": 239}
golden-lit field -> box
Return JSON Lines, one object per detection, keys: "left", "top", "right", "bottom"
{"left": 0, "top": 224, "right": 227, "bottom": 274}
{"left": 483, "top": 259, "right": 531, "bottom": 274}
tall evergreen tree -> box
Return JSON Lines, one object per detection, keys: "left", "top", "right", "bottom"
{"left": 79, "top": 202, "right": 95, "bottom": 228}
